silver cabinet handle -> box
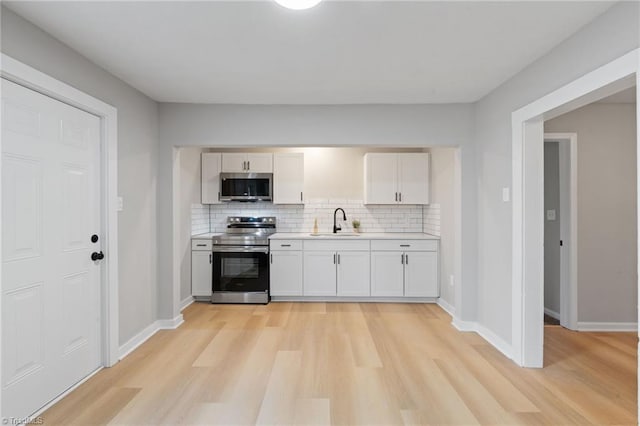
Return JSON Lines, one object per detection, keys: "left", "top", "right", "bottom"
{"left": 281, "top": 244, "right": 291, "bottom": 247}
{"left": 209, "top": 253, "right": 212, "bottom": 264}
{"left": 399, "top": 192, "right": 402, "bottom": 202}
{"left": 395, "top": 192, "right": 398, "bottom": 202}
{"left": 196, "top": 244, "right": 207, "bottom": 247}
{"left": 301, "top": 192, "right": 303, "bottom": 202}
{"left": 270, "top": 253, "right": 273, "bottom": 264}
{"left": 218, "top": 191, "right": 221, "bottom": 201}
{"left": 401, "top": 253, "right": 404, "bottom": 264}
{"left": 337, "top": 254, "right": 341, "bottom": 264}
{"left": 333, "top": 254, "right": 336, "bottom": 264}
{"left": 405, "top": 254, "right": 408, "bottom": 264}
{"left": 400, "top": 244, "right": 410, "bottom": 247}
{"left": 248, "top": 161, "right": 250, "bottom": 170}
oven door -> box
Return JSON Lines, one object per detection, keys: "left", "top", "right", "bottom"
{"left": 212, "top": 246, "right": 270, "bottom": 303}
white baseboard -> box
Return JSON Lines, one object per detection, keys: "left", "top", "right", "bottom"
{"left": 118, "top": 314, "right": 184, "bottom": 360}
{"left": 180, "top": 296, "right": 195, "bottom": 312}
{"left": 271, "top": 296, "right": 438, "bottom": 303}
{"left": 437, "top": 298, "right": 455, "bottom": 316}
{"left": 544, "top": 308, "right": 560, "bottom": 320}
{"left": 451, "top": 317, "right": 513, "bottom": 360}
{"left": 157, "top": 314, "right": 184, "bottom": 329}
{"left": 577, "top": 321, "right": 638, "bottom": 332}
{"left": 118, "top": 321, "right": 160, "bottom": 360}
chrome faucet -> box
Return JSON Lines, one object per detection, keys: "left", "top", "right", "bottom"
{"left": 333, "top": 208, "right": 347, "bottom": 233}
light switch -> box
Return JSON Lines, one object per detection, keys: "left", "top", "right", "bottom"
{"left": 502, "top": 187, "right": 510, "bottom": 202}
{"left": 117, "top": 196, "right": 124, "bottom": 212}
{"left": 546, "top": 209, "right": 556, "bottom": 221}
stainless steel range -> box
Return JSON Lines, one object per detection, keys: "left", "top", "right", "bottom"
{"left": 211, "top": 216, "right": 276, "bottom": 304}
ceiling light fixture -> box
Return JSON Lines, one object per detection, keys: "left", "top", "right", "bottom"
{"left": 274, "top": 0, "right": 323, "bottom": 10}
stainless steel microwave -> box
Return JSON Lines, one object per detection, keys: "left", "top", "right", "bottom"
{"left": 219, "top": 173, "right": 273, "bottom": 202}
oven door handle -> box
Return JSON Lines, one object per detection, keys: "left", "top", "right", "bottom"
{"left": 212, "top": 246, "right": 269, "bottom": 254}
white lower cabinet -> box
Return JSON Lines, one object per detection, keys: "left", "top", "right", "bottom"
{"left": 270, "top": 250, "right": 303, "bottom": 296}
{"left": 303, "top": 251, "right": 337, "bottom": 296}
{"left": 404, "top": 251, "right": 438, "bottom": 297}
{"left": 191, "top": 250, "right": 213, "bottom": 298}
{"left": 267, "top": 237, "right": 438, "bottom": 300}
{"left": 370, "top": 251, "right": 405, "bottom": 296}
{"left": 370, "top": 240, "right": 439, "bottom": 298}
{"left": 303, "top": 250, "right": 370, "bottom": 296}
{"left": 337, "top": 251, "right": 370, "bottom": 296}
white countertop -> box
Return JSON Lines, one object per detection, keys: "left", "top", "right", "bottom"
{"left": 269, "top": 232, "right": 439, "bottom": 240}
{"left": 191, "top": 232, "right": 223, "bottom": 239}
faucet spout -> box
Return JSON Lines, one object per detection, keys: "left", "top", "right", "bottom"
{"left": 333, "top": 208, "right": 347, "bottom": 233}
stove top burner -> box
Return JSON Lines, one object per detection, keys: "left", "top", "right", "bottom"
{"left": 213, "top": 216, "right": 277, "bottom": 247}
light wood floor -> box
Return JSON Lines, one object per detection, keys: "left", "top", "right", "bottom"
{"left": 37, "top": 302, "right": 637, "bottom": 425}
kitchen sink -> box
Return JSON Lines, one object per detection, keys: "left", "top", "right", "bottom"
{"left": 309, "top": 233, "right": 361, "bottom": 237}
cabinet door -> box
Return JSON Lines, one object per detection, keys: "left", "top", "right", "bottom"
{"left": 364, "top": 153, "right": 398, "bottom": 204}
{"left": 201, "top": 153, "right": 222, "bottom": 204}
{"left": 398, "top": 153, "right": 429, "bottom": 205}
{"left": 247, "top": 153, "right": 273, "bottom": 173}
{"left": 191, "top": 251, "right": 213, "bottom": 297}
{"left": 270, "top": 251, "right": 303, "bottom": 296}
{"left": 221, "top": 153, "right": 247, "bottom": 172}
{"left": 303, "top": 251, "right": 337, "bottom": 296}
{"left": 337, "top": 251, "right": 370, "bottom": 296}
{"left": 370, "top": 251, "right": 404, "bottom": 296}
{"left": 273, "top": 153, "right": 304, "bottom": 204}
{"left": 404, "top": 251, "right": 438, "bottom": 297}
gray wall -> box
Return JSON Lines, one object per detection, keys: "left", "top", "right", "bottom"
{"left": 179, "top": 148, "right": 203, "bottom": 304}
{"left": 1, "top": 7, "right": 160, "bottom": 345}
{"left": 546, "top": 103, "right": 637, "bottom": 323}
{"left": 159, "top": 103, "right": 479, "bottom": 321}
{"left": 473, "top": 1, "right": 639, "bottom": 343}
{"left": 543, "top": 143, "right": 561, "bottom": 316}
{"left": 430, "top": 148, "right": 457, "bottom": 308}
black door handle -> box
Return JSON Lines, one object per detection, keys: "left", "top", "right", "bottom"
{"left": 91, "top": 251, "right": 105, "bottom": 261}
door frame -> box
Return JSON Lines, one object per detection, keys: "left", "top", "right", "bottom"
{"left": 511, "top": 48, "right": 638, "bottom": 368}
{"left": 0, "top": 53, "right": 119, "bottom": 391}
{"left": 543, "top": 134, "right": 578, "bottom": 331}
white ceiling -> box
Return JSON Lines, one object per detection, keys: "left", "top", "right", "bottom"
{"left": 6, "top": 1, "right": 614, "bottom": 104}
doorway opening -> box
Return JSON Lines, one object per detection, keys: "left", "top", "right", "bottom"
{"left": 511, "top": 48, "right": 638, "bottom": 368}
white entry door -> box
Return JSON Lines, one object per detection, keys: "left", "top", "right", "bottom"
{"left": 2, "top": 79, "right": 102, "bottom": 419}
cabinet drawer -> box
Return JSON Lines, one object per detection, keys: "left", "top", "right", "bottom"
{"left": 370, "top": 239, "right": 438, "bottom": 251}
{"left": 304, "top": 239, "right": 370, "bottom": 251}
{"left": 270, "top": 240, "right": 303, "bottom": 251}
{"left": 191, "top": 239, "right": 212, "bottom": 251}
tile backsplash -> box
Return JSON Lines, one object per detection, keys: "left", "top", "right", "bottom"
{"left": 192, "top": 199, "right": 441, "bottom": 235}
{"left": 423, "top": 203, "right": 441, "bottom": 237}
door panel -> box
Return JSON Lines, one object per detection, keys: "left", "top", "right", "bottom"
{"left": 270, "top": 251, "right": 303, "bottom": 296}
{"left": 2, "top": 78, "right": 102, "bottom": 420}
{"left": 246, "top": 153, "right": 273, "bottom": 173}
{"left": 221, "top": 153, "right": 246, "bottom": 172}
{"left": 405, "top": 251, "right": 439, "bottom": 297}
{"left": 370, "top": 251, "right": 405, "bottom": 296}
{"left": 273, "top": 153, "right": 304, "bottom": 204}
{"left": 398, "top": 153, "right": 429, "bottom": 205}
{"left": 337, "top": 251, "right": 370, "bottom": 296}
{"left": 364, "top": 154, "right": 397, "bottom": 204}
{"left": 303, "top": 251, "right": 336, "bottom": 296}
{"left": 2, "top": 155, "right": 43, "bottom": 262}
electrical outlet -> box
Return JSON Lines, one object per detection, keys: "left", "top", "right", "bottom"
{"left": 117, "top": 196, "right": 124, "bottom": 212}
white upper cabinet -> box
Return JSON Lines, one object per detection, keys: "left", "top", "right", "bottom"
{"left": 221, "top": 153, "right": 246, "bottom": 172}
{"left": 201, "top": 153, "right": 222, "bottom": 204}
{"left": 221, "top": 153, "right": 273, "bottom": 173}
{"left": 364, "top": 153, "right": 397, "bottom": 204}
{"left": 364, "top": 153, "right": 430, "bottom": 205}
{"left": 273, "top": 152, "right": 304, "bottom": 204}
{"left": 398, "top": 154, "right": 430, "bottom": 205}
